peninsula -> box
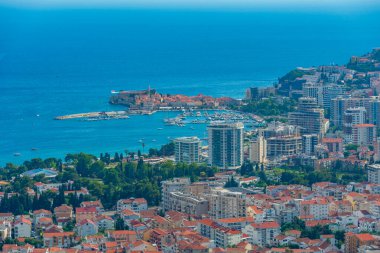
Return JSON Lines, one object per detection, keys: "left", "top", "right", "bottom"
{"left": 109, "top": 88, "right": 239, "bottom": 112}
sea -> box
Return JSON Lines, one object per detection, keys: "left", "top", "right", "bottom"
{"left": 1, "top": 6, "right": 380, "bottom": 165}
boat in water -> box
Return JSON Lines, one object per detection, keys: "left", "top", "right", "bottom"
{"left": 13, "top": 153, "right": 21, "bottom": 156}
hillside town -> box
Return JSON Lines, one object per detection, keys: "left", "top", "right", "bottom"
{"left": 1, "top": 49, "right": 380, "bottom": 253}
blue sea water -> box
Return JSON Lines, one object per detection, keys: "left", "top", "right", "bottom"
{"left": 1, "top": 6, "right": 380, "bottom": 165}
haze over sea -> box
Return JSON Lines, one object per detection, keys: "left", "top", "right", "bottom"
{"left": 1, "top": 3, "right": 380, "bottom": 164}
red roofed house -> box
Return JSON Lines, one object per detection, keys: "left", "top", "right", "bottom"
{"left": 197, "top": 219, "right": 243, "bottom": 248}
{"left": 35, "top": 217, "right": 54, "bottom": 232}
{"left": 246, "top": 206, "right": 264, "bottom": 223}
{"left": 121, "top": 209, "right": 140, "bottom": 227}
{"left": 95, "top": 215, "right": 115, "bottom": 231}
{"left": 76, "top": 219, "right": 98, "bottom": 237}
{"left": 217, "top": 217, "right": 253, "bottom": 230}
{"left": 0, "top": 213, "right": 14, "bottom": 222}
{"left": 43, "top": 232, "right": 76, "bottom": 248}
{"left": 300, "top": 198, "right": 329, "bottom": 220}
{"left": 117, "top": 198, "right": 148, "bottom": 213}
{"left": 54, "top": 204, "right": 73, "bottom": 225}
{"left": 76, "top": 207, "right": 97, "bottom": 223}
{"left": 107, "top": 230, "right": 137, "bottom": 243}
{"left": 80, "top": 200, "right": 104, "bottom": 212}
{"left": 178, "top": 240, "right": 208, "bottom": 253}
{"left": 13, "top": 216, "right": 32, "bottom": 238}
{"left": 144, "top": 228, "right": 171, "bottom": 251}
{"left": 243, "top": 221, "right": 280, "bottom": 247}
{"left": 33, "top": 209, "right": 52, "bottom": 225}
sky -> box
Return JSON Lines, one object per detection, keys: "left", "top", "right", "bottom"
{"left": 1, "top": 0, "right": 380, "bottom": 11}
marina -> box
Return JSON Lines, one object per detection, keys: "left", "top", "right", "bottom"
{"left": 163, "top": 110, "right": 263, "bottom": 128}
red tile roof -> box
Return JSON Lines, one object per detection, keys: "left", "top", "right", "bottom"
{"left": 251, "top": 221, "right": 280, "bottom": 229}
{"left": 355, "top": 233, "right": 375, "bottom": 242}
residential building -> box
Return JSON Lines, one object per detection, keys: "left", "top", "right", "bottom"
{"left": 288, "top": 97, "right": 325, "bottom": 137}
{"left": 368, "top": 164, "right": 380, "bottom": 184}
{"left": 107, "top": 230, "right": 137, "bottom": 243}
{"left": 80, "top": 200, "right": 104, "bottom": 212}
{"left": 165, "top": 192, "right": 209, "bottom": 216}
{"left": 331, "top": 96, "right": 373, "bottom": 128}
{"left": 0, "top": 221, "right": 12, "bottom": 241}
{"left": 258, "top": 122, "right": 300, "bottom": 139}
{"left": 0, "top": 213, "right": 14, "bottom": 223}
{"left": 267, "top": 135, "right": 302, "bottom": 158}
{"left": 300, "top": 198, "right": 329, "bottom": 220}
{"left": 249, "top": 136, "right": 267, "bottom": 164}
{"left": 345, "top": 233, "right": 376, "bottom": 253}
{"left": 352, "top": 124, "right": 376, "bottom": 146}
{"left": 302, "top": 134, "right": 319, "bottom": 155}
{"left": 207, "top": 122, "right": 244, "bottom": 170}
{"left": 321, "top": 138, "right": 343, "bottom": 153}
{"left": 96, "top": 215, "right": 115, "bottom": 231}
{"left": 343, "top": 107, "right": 366, "bottom": 143}
{"left": 369, "top": 201, "right": 380, "bottom": 218}
{"left": 162, "top": 178, "right": 191, "bottom": 211}
{"left": 13, "top": 216, "right": 31, "bottom": 238}
{"left": 197, "top": 219, "right": 242, "bottom": 248}
{"left": 207, "top": 188, "right": 246, "bottom": 219}
{"left": 331, "top": 96, "right": 348, "bottom": 127}
{"left": 33, "top": 209, "right": 52, "bottom": 225}
{"left": 322, "top": 83, "right": 345, "bottom": 109}
{"left": 120, "top": 209, "right": 140, "bottom": 225}
{"left": 76, "top": 207, "right": 97, "bottom": 223}
{"left": 368, "top": 96, "right": 380, "bottom": 129}
{"left": 43, "top": 232, "right": 76, "bottom": 248}
{"left": 245, "top": 87, "right": 275, "bottom": 100}
{"left": 174, "top": 136, "right": 201, "bottom": 164}
{"left": 374, "top": 137, "right": 380, "bottom": 162}
{"left": 243, "top": 221, "right": 280, "bottom": 247}
{"left": 302, "top": 84, "right": 324, "bottom": 107}
{"left": 117, "top": 198, "right": 148, "bottom": 213}
{"left": 217, "top": 217, "right": 253, "bottom": 230}
{"left": 54, "top": 205, "right": 73, "bottom": 225}
{"left": 76, "top": 219, "right": 98, "bottom": 237}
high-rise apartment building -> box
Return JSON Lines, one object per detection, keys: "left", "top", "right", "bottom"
{"left": 207, "top": 122, "right": 244, "bottom": 170}
{"left": 302, "top": 134, "right": 319, "bottom": 155}
{"left": 322, "top": 84, "right": 345, "bottom": 109}
{"left": 302, "top": 84, "right": 324, "bottom": 107}
{"left": 369, "top": 97, "right": 380, "bottom": 129}
{"left": 288, "top": 97, "right": 325, "bottom": 137}
{"left": 249, "top": 136, "right": 267, "bottom": 164}
{"left": 331, "top": 96, "right": 377, "bottom": 128}
{"left": 343, "top": 107, "right": 367, "bottom": 143}
{"left": 331, "top": 96, "right": 348, "bottom": 128}
{"left": 174, "top": 136, "right": 201, "bottom": 164}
